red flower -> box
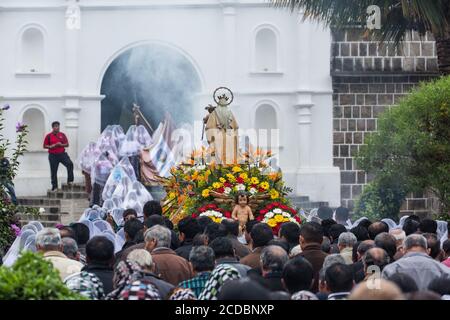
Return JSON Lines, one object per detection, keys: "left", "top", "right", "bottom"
{"left": 224, "top": 182, "right": 232, "bottom": 188}
{"left": 236, "top": 177, "right": 244, "bottom": 184}
{"left": 251, "top": 184, "right": 258, "bottom": 189}
{"left": 258, "top": 187, "right": 265, "bottom": 193}
{"left": 199, "top": 207, "right": 206, "bottom": 213}
{"left": 217, "top": 187, "right": 225, "bottom": 193}
{"left": 224, "top": 211, "right": 232, "bottom": 218}
{"left": 192, "top": 213, "right": 198, "bottom": 218}
{"left": 267, "top": 204, "right": 274, "bottom": 210}
{"left": 259, "top": 209, "right": 268, "bottom": 215}
{"left": 256, "top": 215, "right": 264, "bottom": 221}
{"left": 206, "top": 204, "right": 216, "bottom": 209}
{"left": 273, "top": 202, "right": 281, "bottom": 207}
{"left": 280, "top": 204, "right": 288, "bottom": 210}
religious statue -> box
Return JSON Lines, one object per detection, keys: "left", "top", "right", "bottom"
{"left": 204, "top": 87, "right": 239, "bottom": 164}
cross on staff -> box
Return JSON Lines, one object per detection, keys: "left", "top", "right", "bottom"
{"left": 132, "top": 103, "right": 154, "bottom": 133}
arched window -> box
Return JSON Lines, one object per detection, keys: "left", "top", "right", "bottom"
{"left": 254, "top": 28, "right": 278, "bottom": 72}
{"left": 20, "top": 27, "right": 45, "bottom": 73}
{"left": 255, "top": 104, "right": 278, "bottom": 149}
{"left": 22, "top": 107, "right": 46, "bottom": 151}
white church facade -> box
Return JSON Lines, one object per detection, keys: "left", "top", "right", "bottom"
{"left": 0, "top": 0, "right": 340, "bottom": 206}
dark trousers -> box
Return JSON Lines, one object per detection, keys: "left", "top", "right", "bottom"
{"left": 49, "top": 152, "right": 74, "bottom": 189}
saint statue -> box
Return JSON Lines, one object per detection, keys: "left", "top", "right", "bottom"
{"left": 204, "top": 87, "right": 239, "bottom": 164}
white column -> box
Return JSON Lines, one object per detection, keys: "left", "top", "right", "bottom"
{"left": 294, "top": 100, "right": 314, "bottom": 168}
{"left": 64, "top": 0, "right": 81, "bottom": 160}
{"left": 220, "top": 0, "right": 237, "bottom": 86}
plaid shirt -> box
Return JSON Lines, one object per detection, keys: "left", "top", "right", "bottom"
{"left": 178, "top": 272, "right": 211, "bottom": 298}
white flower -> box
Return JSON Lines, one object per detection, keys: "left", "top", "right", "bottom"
{"left": 273, "top": 208, "right": 282, "bottom": 214}
{"left": 39, "top": 207, "right": 46, "bottom": 214}
{"left": 249, "top": 187, "right": 257, "bottom": 195}
{"left": 197, "top": 165, "right": 206, "bottom": 170}
{"left": 224, "top": 187, "right": 232, "bottom": 194}
{"left": 235, "top": 184, "right": 245, "bottom": 191}
{"left": 266, "top": 212, "right": 274, "bottom": 219}
{"left": 282, "top": 212, "right": 290, "bottom": 218}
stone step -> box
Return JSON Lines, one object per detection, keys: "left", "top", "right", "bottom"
{"left": 18, "top": 197, "right": 62, "bottom": 206}
{"left": 47, "top": 190, "right": 89, "bottom": 199}
{"left": 17, "top": 205, "right": 61, "bottom": 214}
{"left": 18, "top": 213, "right": 64, "bottom": 222}
{"left": 21, "top": 220, "right": 60, "bottom": 228}
{"left": 61, "top": 183, "right": 86, "bottom": 192}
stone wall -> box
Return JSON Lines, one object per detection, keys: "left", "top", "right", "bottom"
{"left": 331, "top": 28, "right": 439, "bottom": 216}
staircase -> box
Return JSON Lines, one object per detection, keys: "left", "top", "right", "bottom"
{"left": 18, "top": 183, "right": 89, "bottom": 227}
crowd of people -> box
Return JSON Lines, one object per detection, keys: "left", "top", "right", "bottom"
{"left": 2, "top": 204, "right": 450, "bottom": 300}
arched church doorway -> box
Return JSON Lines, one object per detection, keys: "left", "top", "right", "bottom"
{"left": 100, "top": 43, "right": 202, "bottom": 132}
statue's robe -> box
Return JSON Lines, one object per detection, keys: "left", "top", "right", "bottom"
{"left": 205, "top": 106, "right": 239, "bottom": 164}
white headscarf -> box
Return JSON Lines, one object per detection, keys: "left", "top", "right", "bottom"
{"left": 2, "top": 226, "right": 37, "bottom": 267}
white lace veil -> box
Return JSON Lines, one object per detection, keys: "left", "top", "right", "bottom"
{"left": 136, "top": 125, "right": 152, "bottom": 148}
{"left": 381, "top": 218, "right": 398, "bottom": 230}
{"left": 3, "top": 227, "right": 37, "bottom": 267}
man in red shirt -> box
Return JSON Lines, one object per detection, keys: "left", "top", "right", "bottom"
{"left": 43, "top": 121, "right": 74, "bottom": 191}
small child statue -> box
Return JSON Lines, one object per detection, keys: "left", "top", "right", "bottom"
{"left": 232, "top": 191, "right": 254, "bottom": 235}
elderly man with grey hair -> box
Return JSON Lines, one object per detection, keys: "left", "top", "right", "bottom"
{"left": 390, "top": 228, "right": 406, "bottom": 260}
{"left": 36, "top": 227, "right": 83, "bottom": 280}
{"left": 178, "top": 246, "right": 215, "bottom": 297}
{"left": 127, "top": 249, "right": 174, "bottom": 299}
{"left": 144, "top": 225, "right": 193, "bottom": 286}
{"left": 382, "top": 234, "right": 450, "bottom": 290}
{"left": 317, "top": 254, "right": 346, "bottom": 299}
{"left": 338, "top": 232, "right": 357, "bottom": 264}
{"left": 62, "top": 237, "right": 81, "bottom": 262}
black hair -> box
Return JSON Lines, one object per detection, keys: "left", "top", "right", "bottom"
{"left": 317, "top": 206, "right": 333, "bottom": 220}
{"left": 250, "top": 223, "right": 274, "bottom": 248}
{"left": 407, "top": 215, "right": 421, "bottom": 222}
{"left": 357, "top": 218, "right": 372, "bottom": 230}
{"left": 350, "top": 226, "right": 370, "bottom": 241}
{"left": 374, "top": 232, "right": 397, "bottom": 261}
{"left": 221, "top": 219, "right": 239, "bottom": 237}
{"left": 144, "top": 215, "right": 165, "bottom": 229}
{"left": 197, "top": 216, "right": 213, "bottom": 233}
{"left": 443, "top": 239, "right": 450, "bottom": 255}
{"left": 321, "top": 219, "right": 337, "bottom": 238}
{"left": 209, "top": 236, "right": 234, "bottom": 258}
{"left": 178, "top": 217, "right": 201, "bottom": 240}
{"left": 51, "top": 121, "right": 60, "bottom": 127}
{"left": 218, "top": 279, "right": 271, "bottom": 300}
{"left": 143, "top": 200, "right": 162, "bottom": 218}
{"left": 124, "top": 219, "right": 144, "bottom": 241}
{"left": 70, "top": 222, "right": 90, "bottom": 246}
{"left": 133, "top": 229, "right": 144, "bottom": 243}
{"left": 204, "top": 223, "right": 221, "bottom": 243}
{"left": 280, "top": 222, "right": 300, "bottom": 246}
{"left": 163, "top": 217, "right": 174, "bottom": 230}
{"left": 123, "top": 208, "right": 138, "bottom": 219}
{"left": 368, "top": 221, "right": 389, "bottom": 240}
{"left": 322, "top": 236, "right": 331, "bottom": 254}
{"left": 387, "top": 273, "right": 418, "bottom": 293}
{"left": 59, "top": 226, "right": 77, "bottom": 242}
{"left": 325, "top": 263, "right": 354, "bottom": 293}
{"left": 419, "top": 219, "right": 437, "bottom": 234}
{"left": 192, "top": 233, "right": 208, "bottom": 246}
{"left": 245, "top": 220, "right": 260, "bottom": 234}
{"left": 329, "top": 224, "right": 347, "bottom": 243}
{"left": 299, "top": 222, "right": 324, "bottom": 244}
{"left": 282, "top": 256, "right": 314, "bottom": 294}
{"left": 335, "top": 206, "right": 349, "bottom": 222}
{"left": 86, "top": 236, "right": 114, "bottom": 265}
{"left": 423, "top": 233, "right": 441, "bottom": 259}
{"left": 234, "top": 191, "right": 249, "bottom": 204}
{"left": 403, "top": 219, "right": 420, "bottom": 236}
{"left": 428, "top": 277, "right": 450, "bottom": 296}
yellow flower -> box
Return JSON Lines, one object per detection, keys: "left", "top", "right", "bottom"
{"left": 226, "top": 173, "right": 236, "bottom": 182}
{"left": 267, "top": 219, "right": 277, "bottom": 227}
{"left": 283, "top": 218, "right": 290, "bottom": 222}
{"left": 202, "top": 189, "right": 210, "bottom": 197}
{"left": 260, "top": 181, "right": 270, "bottom": 190}
{"left": 212, "top": 182, "right": 222, "bottom": 189}
{"left": 197, "top": 174, "right": 205, "bottom": 182}
{"left": 191, "top": 171, "right": 199, "bottom": 180}
{"left": 250, "top": 177, "right": 259, "bottom": 185}
{"left": 275, "top": 214, "right": 284, "bottom": 223}
{"left": 168, "top": 192, "right": 176, "bottom": 199}
{"left": 232, "top": 166, "right": 242, "bottom": 173}
{"left": 239, "top": 172, "right": 248, "bottom": 180}
{"left": 219, "top": 177, "right": 226, "bottom": 183}
{"left": 270, "top": 189, "right": 279, "bottom": 199}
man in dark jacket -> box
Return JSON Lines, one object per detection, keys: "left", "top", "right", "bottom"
{"left": 240, "top": 223, "right": 273, "bottom": 270}
{"left": 221, "top": 219, "right": 250, "bottom": 259}
{"left": 175, "top": 217, "right": 200, "bottom": 260}
{"left": 82, "top": 236, "right": 115, "bottom": 294}
{"left": 297, "top": 222, "right": 328, "bottom": 292}
{"left": 145, "top": 225, "right": 194, "bottom": 286}
{"left": 209, "top": 237, "right": 250, "bottom": 277}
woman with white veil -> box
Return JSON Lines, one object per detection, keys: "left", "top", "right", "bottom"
{"left": 2, "top": 228, "right": 37, "bottom": 267}
{"left": 111, "top": 125, "right": 126, "bottom": 152}
{"left": 381, "top": 218, "right": 398, "bottom": 231}
{"left": 28, "top": 221, "right": 44, "bottom": 232}
{"left": 119, "top": 126, "right": 141, "bottom": 158}
{"left": 130, "top": 180, "right": 153, "bottom": 204}
{"left": 79, "top": 220, "right": 102, "bottom": 239}
{"left": 398, "top": 215, "right": 409, "bottom": 229}
{"left": 23, "top": 235, "right": 37, "bottom": 253}
{"left": 114, "top": 228, "right": 126, "bottom": 253}
{"left": 123, "top": 190, "right": 143, "bottom": 217}
{"left": 112, "top": 175, "right": 133, "bottom": 201}
{"left": 136, "top": 125, "right": 152, "bottom": 148}
{"left": 94, "top": 220, "right": 113, "bottom": 233}
{"left": 90, "top": 152, "right": 115, "bottom": 206}
{"left": 436, "top": 221, "right": 448, "bottom": 243}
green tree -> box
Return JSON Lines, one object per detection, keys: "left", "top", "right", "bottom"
{"left": 356, "top": 76, "right": 450, "bottom": 219}
{"left": 273, "top": 0, "right": 450, "bottom": 74}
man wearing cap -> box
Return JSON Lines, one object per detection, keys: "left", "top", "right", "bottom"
{"left": 43, "top": 121, "right": 74, "bottom": 191}
{"left": 36, "top": 227, "right": 83, "bottom": 281}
